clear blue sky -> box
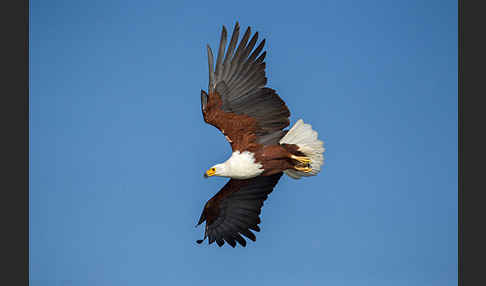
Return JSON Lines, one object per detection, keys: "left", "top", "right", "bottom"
{"left": 30, "top": 1, "right": 457, "bottom": 285}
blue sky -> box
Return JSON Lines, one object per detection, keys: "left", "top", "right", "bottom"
{"left": 30, "top": 1, "right": 457, "bottom": 285}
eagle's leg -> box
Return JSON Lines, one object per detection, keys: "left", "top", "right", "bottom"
{"left": 294, "top": 165, "right": 312, "bottom": 173}
{"left": 290, "top": 155, "right": 311, "bottom": 164}
{"left": 261, "top": 159, "right": 293, "bottom": 176}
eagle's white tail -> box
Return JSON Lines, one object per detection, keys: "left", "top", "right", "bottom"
{"left": 279, "top": 119, "right": 325, "bottom": 179}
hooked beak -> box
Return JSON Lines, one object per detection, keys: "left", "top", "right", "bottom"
{"left": 204, "top": 168, "right": 216, "bottom": 178}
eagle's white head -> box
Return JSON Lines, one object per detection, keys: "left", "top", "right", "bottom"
{"left": 204, "top": 163, "right": 228, "bottom": 178}
{"left": 204, "top": 151, "right": 264, "bottom": 179}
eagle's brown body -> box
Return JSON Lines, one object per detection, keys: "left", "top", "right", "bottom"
{"left": 196, "top": 22, "right": 325, "bottom": 248}
{"left": 255, "top": 144, "right": 306, "bottom": 176}
{"left": 202, "top": 88, "right": 305, "bottom": 177}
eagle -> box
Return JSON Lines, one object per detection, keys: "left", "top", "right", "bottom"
{"left": 196, "top": 22, "right": 325, "bottom": 248}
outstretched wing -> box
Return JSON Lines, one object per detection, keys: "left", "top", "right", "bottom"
{"left": 201, "top": 22, "right": 291, "bottom": 150}
{"left": 196, "top": 173, "right": 283, "bottom": 247}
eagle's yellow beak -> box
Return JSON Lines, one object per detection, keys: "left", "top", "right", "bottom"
{"left": 204, "top": 167, "right": 216, "bottom": 178}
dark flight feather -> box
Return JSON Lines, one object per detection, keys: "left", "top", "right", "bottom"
{"left": 196, "top": 173, "right": 283, "bottom": 247}
{"left": 203, "top": 22, "right": 290, "bottom": 147}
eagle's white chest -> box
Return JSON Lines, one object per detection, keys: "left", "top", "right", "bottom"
{"left": 223, "top": 151, "right": 264, "bottom": 179}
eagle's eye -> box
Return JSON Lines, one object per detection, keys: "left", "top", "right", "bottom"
{"left": 211, "top": 168, "right": 215, "bottom": 172}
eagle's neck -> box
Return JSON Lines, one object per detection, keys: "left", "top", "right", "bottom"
{"left": 221, "top": 151, "right": 264, "bottom": 179}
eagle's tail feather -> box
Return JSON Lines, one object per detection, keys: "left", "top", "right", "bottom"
{"left": 279, "top": 119, "right": 325, "bottom": 179}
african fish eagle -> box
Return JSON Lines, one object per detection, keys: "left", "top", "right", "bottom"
{"left": 196, "top": 22, "right": 325, "bottom": 248}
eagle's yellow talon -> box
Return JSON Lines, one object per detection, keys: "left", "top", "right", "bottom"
{"left": 291, "top": 155, "right": 311, "bottom": 164}
{"left": 294, "top": 165, "right": 312, "bottom": 173}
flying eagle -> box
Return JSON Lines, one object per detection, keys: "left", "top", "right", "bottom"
{"left": 196, "top": 22, "right": 325, "bottom": 247}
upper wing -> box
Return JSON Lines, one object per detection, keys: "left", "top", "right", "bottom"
{"left": 201, "top": 22, "right": 291, "bottom": 150}
{"left": 196, "top": 173, "right": 283, "bottom": 247}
